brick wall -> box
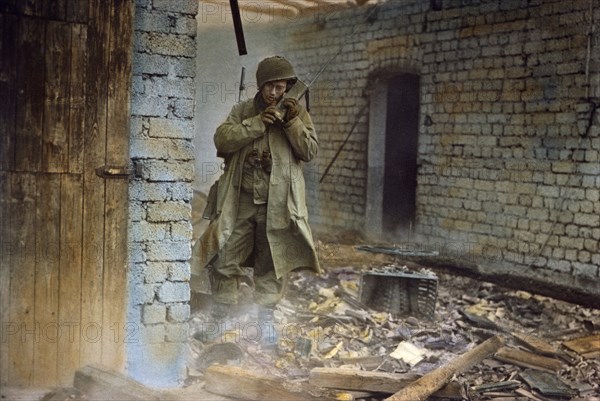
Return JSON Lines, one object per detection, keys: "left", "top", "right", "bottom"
{"left": 282, "top": 0, "right": 600, "bottom": 292}
{"left": 127, "top": 0, "right": 197, "bottom": 387}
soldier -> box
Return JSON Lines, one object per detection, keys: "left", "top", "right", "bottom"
{"left": 193, "top": 56, "right": 321, "bottom": 340}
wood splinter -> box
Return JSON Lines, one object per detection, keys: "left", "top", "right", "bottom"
{"left": 384, "top": 335, "right": 505, "bottom": 401}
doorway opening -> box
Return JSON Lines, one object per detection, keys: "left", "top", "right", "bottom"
{"left": 383, "top": 74, "right": 420, "bottom": 234}
{"left": 367, "top": 73, "right": 420, "bottom": 238}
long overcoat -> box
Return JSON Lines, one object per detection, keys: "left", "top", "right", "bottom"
{"left": 191, "top": 96, "right": 321, "bottom": 282}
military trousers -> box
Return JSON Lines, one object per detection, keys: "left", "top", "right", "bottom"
{"left": 211, "top": 191, "right": 284, "bottom": 306}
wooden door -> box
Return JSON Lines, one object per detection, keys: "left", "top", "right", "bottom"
{"left": 0, "top": 0, "right": 133, "bottom": 387}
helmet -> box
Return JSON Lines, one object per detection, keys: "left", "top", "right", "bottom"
{"left": 256, "top": 56, "right": 297, "bottom": 89}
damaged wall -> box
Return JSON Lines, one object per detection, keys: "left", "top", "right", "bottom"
{"left": 276, "top": 0, "right": 600, "bottom": 299}
{"left": 127, "top": 0, "right": 197, "bottom": 387}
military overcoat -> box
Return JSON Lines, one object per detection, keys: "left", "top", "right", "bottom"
{"left": 192, "top": 96, "right": 321, "bottom": 280}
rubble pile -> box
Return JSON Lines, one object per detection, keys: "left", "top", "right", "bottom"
{"left": 188, "top": 245, "right": 600, "bottom": 401}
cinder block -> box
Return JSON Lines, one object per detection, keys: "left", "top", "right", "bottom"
{"left": 157, "top": 281, "right": 190, "bottom": 303}
{"left": 147, "top": 201, "right": 191, "bottom": 223}
{"left": 168, "top": 262, "right": 191, "bottom": 282}
{"left": 145, "top": 262, "right": 169, "bottom": 283}
{"left": 152, "top": 0, "right": 198, "bottom": 15}
{"left": 143, "top": 303, "right": 167, "bottom": 324}
{"left": 146, "top": 241, "right": 191, "bottom": 262}
{"left": 167, "top": 304, "right": 190, "bottom": 323}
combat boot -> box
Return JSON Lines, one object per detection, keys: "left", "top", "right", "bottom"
{"left": 193, "top": 301, "right": 233, "bottom": 343}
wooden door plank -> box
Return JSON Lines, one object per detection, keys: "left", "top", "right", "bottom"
{"left": 43, "top": 21, "right": 71, "bottom": 174}
{"left": 46, "top": 0, "right": 67, "bottom": 21}
{"left": 33, "top": 174, "right": 61, "bottom": 386}
{"left": 102, "top": 0, "right": 133, "bottom": 370}
{"left": 80, "top": 0, "right": 109, "bottom": 369}
{"left": 17, "top": 0, "right": 45, "bottom": 17}
{"left": 0, "top": 171, "right": 10, "bottom": 386}
{"left": 57, "top": 174, "right": 83, "bottom": 386}
{"left": 66, "top": 0, "right": 88, "bottom": 23}
{"left": 68, "top": 24, "right": 86, "bottom": 175}
{"left": 7, "top": 173, "right": 37, "bottom": 385}
{"left": 15, "top": 18, "right": 45, "bottom": 172}
{"left": 0, "top": 15, "right": 17, "bottom": 171}
{"left": 0, "top": 0, "right": 17, "bottom": 14}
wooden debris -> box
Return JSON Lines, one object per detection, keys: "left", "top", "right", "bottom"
{"left": 514, "top": 387, "right": 549, "bottom": 401}
{"left": 309, "top": 368, "right": 421, "bottom": 393}
{"left": 73, "top": 364, "right": 161, "bottom": 401}
{"left": 339, "top": 355, "right": 384, "bottom": 370}
{"left": 430, "top": 380, "right": 466, "bottom": 400}
{"left": 563, "top": 333, "right": 600, "bottom": 358}
{"left": 519, "top": 369, "right": 577, "bottom": 398}
{"left": 472, "top": 380, "right": 522, "bottom": 393}
{"left": 204, "top": 364, "right": 354, "bottom": 401}
{"left": 459, "top": 308, "right": 501, "bottom": 331}
{"left": 384, "top": 335, "right": 505, "bottom": 401}
{"left": 41, "top": 388, "right": 86, "bottom": 401}
{"left": 511, "top": 332, "right": 558, "bottom": 356}
{"left": 494, "top": 347, "right": 563, "bottom": 373}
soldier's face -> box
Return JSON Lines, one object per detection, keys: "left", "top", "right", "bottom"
{"left": 261, "top": 80, "right": 288, "bottom": 105}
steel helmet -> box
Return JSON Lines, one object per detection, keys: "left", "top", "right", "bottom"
{"left": 256, "top": 56, "right": 297, "bottom": 89}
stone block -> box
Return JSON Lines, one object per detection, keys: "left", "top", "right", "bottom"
{"left": 171, "top": 221, "right": 193, "bottom": 241}
{"left": 147, "top": 201, "right": 191, "bottom": 223}
{"left": 170, "top": 183, "right": 194, "bottom": 201}
{"left": 131, "top": 221, "right": 169, "bottom": 243}
{"left": 146, "top": 241, "right": 191, "bottom": 262}
{"left": 137, "top": 33, "right": 196, "bottom": 58}
{"left": 173, "top": 98, "right": 195, "bottom": 119}
{"left": 167, "top": 304, "right": 190, "bottom": 323}
{"left": 131, "top": 139, "right": 194, "bottom": 162}
{"left": 143, "top": 303, "right": 167, "bottom": 324}
{"left": 133, "top": 54, "right": 196, "bottom": 77}
{"left": 572, "top": 262, "right": 598, "bottom": 278}
{"left": 130, "top": 181, "right": 170, "bottom": 202}
{"left": 165, "top": 323, "right": 189, "bottom": 342}
{"left": 152, "top": 0, "right": 198, "bottom": 15}
{"left": 148, "top": 117, "right": 194, "bottom": 139}
{"left": 168, "top": 262, "right": 191, "bottom": 282}
{"left": 145, "top": 160, "right": 195, "bottom": 182}
{"left": 130, "top": 283, "right": 156, "bottom": 305}
{"left": 157, "top": 281, "right": 190, "bottom": 303}
{"left": 144, "top": 324, "right": 166, "bottom": 344}
{"left": 145, "top": 262, "right": 169, "bottom": 283}
{"left": 144, "top": 76, "right": 194, "bottom": 99}
{"left": 135, "top": 9, "right": 171, "bottom": 33}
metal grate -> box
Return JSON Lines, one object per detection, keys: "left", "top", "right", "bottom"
{"left": 359, "top": 266, "right": 438, "bottom": 320}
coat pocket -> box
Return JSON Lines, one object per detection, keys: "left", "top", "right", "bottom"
{"left": 287, "top": 166, "right": 308, "bottom": 219}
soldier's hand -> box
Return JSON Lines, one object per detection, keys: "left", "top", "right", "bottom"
{"left": 283, "top": 98, "right": 299, "bottom": 122}
{"left": 260, "top": 106, "right": 280, "bottom": 125}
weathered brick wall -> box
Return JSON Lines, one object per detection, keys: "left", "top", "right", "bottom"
{"left": 283, "top": 0, "right": 600, "bottom": 289}
{"left": 128, "top": 0, "right": 197, "bottom": 387}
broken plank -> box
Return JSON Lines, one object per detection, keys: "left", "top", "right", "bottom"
{"left": 309, "top": 368, "right": 421, "bottom": 394}
{"left": 562, "top": 333, "right": 600, "bottom": 358}
{"left": 385, "top": 335, "right": 504, "bottom": 401}
{"left": 511, "top": 332, "right": 558, "bottom": 356}
{"left": 430, "top": 380, "right": 466, "bottom": 400}
{"left": 494, "top": 347, "right": 562, "bottom": 373}
{"left": 472, "top": 380, "right": 521, "bottom": 393}
{"left": 74, "top": 364, "right": 161, "bottom": 401}
{"left": 519, "top": 369, "right": 576, "bottom": 398}
{"left": 205, "top": 364, "right": 354, "bottom": 401}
